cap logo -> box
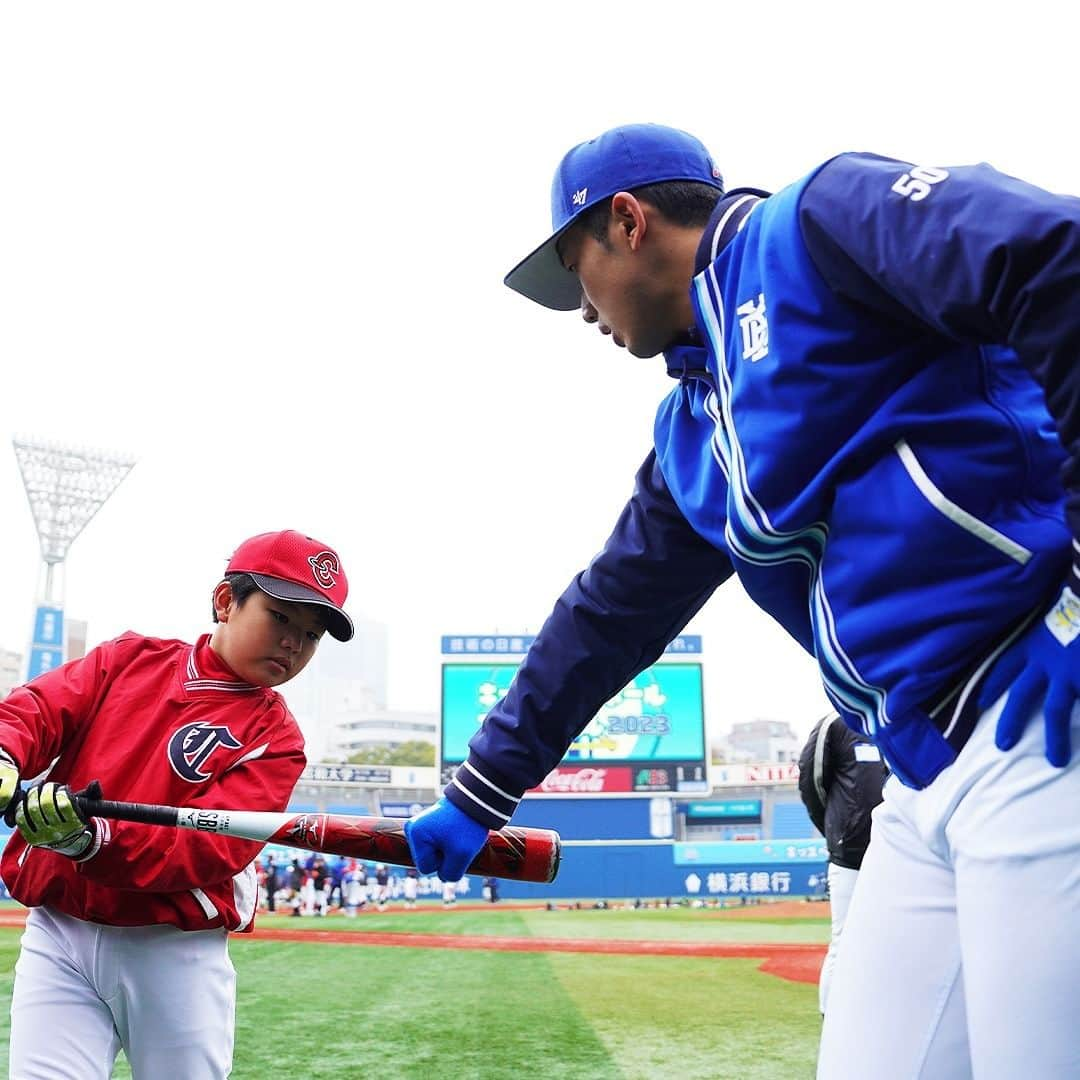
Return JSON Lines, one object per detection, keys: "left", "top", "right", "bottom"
{"left": 571, "top": 187, "right": 588, "bottom": 206}
{"left": 308, "top": 551, "right": 340, "bottom": 590}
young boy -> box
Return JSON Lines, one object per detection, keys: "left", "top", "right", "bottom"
{"left": 0, "top": 529, "right": 353, "bottom": 1079}
{"left": 402, "top": 866, "right": 418, "bottom": 909}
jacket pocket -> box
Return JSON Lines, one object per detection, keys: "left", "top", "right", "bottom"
{"left": 894, "top": 438, "right": 1032, "bottom": 565}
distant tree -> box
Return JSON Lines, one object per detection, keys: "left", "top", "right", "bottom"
{"left": 347, "top": 741, "right": 434, "bottom": 767}
{"left": 347, "top": 746, "right": 391, "bottom": 765}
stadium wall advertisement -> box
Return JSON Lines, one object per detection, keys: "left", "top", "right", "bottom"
{"left": 497, "top": 843, "right": 827, "bottom": 902}
{"left": 499, "top": 799, "right": 827, "bottom": 901}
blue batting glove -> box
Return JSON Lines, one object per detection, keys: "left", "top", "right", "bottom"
{"left": 404, "top": 798, "right": 489, "bottom": 882}
{"left": 978, "top": 586, "right": 1080, "bottom": 767}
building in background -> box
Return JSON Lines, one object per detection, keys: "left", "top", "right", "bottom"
{"left": 328, "top": 707, "right": 437, "bottom": 760}
{"left": 66, "top": 618, "right": 87, "bottom": 663}
{"left": 0, "top": 616, "right": 86, "bottom": 700}
{"left": 284, "top": 612, "right": 435, "bottom": 762}
{"left": 0, "top": 649, "right": 21, "bottom": 700}
{"left": 715, "top": 718, "right": 802, "bottom": 764}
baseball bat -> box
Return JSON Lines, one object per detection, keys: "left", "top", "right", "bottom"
{"left": 69, "top": 783, "right": 561, "bottom": 884}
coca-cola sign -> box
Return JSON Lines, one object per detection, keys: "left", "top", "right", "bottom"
{"left": 531, "top": 766, "right": 633, "bottom": 795}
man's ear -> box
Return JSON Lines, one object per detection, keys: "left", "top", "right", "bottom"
{"left": 213, "top": 581, "right": 235, "bottom": 622}
{"left": 609, "top": 191, "right": 648, "bottom": 250}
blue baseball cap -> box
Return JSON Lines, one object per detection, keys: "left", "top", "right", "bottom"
{"left": 504, "top": 123, "right": 724, "bottom": 311}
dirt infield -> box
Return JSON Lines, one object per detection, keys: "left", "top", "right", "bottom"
{"left": 240, "top": 926, "right": 825, "bottom": 985}
{"left": 0, "top": 909, "right": 824, "bottom": 984}
{"left": 700, "top": 899, "right": 830, "bottom": 919}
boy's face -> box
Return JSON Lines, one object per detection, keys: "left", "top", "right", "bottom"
{"left": 211, "top": 584, "right": 326, "bottom": 687}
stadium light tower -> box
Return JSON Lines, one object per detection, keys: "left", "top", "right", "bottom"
{"left": 13, "top": 436, "right": 136, "bottom": 680}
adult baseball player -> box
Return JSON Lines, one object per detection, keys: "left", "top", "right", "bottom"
{"left": 0, "top": 529, "right": 353, "bottom": 1079}
{"left": 406, "top": 124, "right": 1080, "bottom": 1077}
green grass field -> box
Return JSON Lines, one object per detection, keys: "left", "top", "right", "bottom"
{"left": 0, "top": 903, "right": 830, "bottom": 1078}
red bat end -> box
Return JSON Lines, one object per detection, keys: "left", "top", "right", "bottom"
{"left": 267, "top": 814, "right": 561, "bottom": 883}
{"left": 468, "top": 826, "right": 561, "bottom": 884}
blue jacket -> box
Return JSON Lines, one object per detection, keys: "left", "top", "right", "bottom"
{"left": 449, "top": 153, "right": 1080, "bottom": 826}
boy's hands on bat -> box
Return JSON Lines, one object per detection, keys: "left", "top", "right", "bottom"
{"left": 16, "top": 782, "right": 97, "bottom": 859}
{"left": 0, "top": 751, "right": 20, "bottom": 826}
{"left": 405, "top": 798, "right": 489, "bottom": 882}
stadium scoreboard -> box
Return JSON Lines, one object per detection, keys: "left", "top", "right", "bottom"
{"left": 439, "top": 635, "right": 708, "bottom": 795}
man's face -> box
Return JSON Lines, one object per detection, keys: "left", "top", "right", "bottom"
{"left": 557, "top": 198, "right": 680, "bottom": 358}
{"left": 213, "top": 586, "right": 325, "bottom": 687}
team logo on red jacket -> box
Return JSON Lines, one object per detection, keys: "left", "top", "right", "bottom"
{"left": 308, "top": 551, "right": 340, "bottom": 590}
{"left": 168, "top": 721, "right": 243, "bottom": 782}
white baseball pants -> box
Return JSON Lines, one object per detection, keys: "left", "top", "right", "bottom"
{"left": 9, "top": 906, "right": 236, "bottom": 1079}
{"left": 817, "top": 693, "right": 1080, "bottom": 1078}
{"left": 819, "top": 862, "right": 859, "bottom": 1017}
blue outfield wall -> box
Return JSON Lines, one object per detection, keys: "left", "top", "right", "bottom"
{"left": 496, "top": 798, "right": 827, "bottom": 901}
{"left": 500, "top": 843, "right": 827, "bottom": 902}
{"left": 510, "top": 796, "right": 654, "bottom": 839}
{"left": 771, "top": 800, "right": 817, "bottom": 839}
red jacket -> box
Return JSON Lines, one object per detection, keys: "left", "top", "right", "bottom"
{"left": 0, "top": 632, "right": 306, "bottom": 931}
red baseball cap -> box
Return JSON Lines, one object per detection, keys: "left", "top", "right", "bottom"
{"left": 225, "top": 530, "right": 354, "bottom": 642}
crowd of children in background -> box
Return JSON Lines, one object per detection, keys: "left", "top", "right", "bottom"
{"left": 255, "top": 853, "right": 499, "bottom": 915}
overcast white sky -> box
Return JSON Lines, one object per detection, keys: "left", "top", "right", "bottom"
{"left": 1, "top": 1, "right": 1077, "bottom": 747}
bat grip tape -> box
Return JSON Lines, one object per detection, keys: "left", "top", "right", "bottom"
{"left": 72, "top": 794, "right": 179, "bottom": 827}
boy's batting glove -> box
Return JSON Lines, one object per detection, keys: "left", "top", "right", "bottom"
{"left": 404, "top": 798, "right": 489, "bottom": 882}
{"left": 15, "top": 782, "right": 96, "bottom": 859}
{"left": 978, "top": 585, "right": 1080, "bottom": 768}
{"left": 0, "top": 751, "right": 21, "bottom": 825}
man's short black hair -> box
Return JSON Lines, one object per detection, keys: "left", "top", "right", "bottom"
{"left": 579, "top": 180, "right": 724, "bottom": 247}
{"left": 211, "top": 572, "right": 261, "bottom": 622}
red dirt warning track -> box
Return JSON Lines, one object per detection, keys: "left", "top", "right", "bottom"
{"left": 0, "top": 910, "right": 824, "bottom": 984}
{"left": 240, "top": 927, "right": 824, "bottom": 985}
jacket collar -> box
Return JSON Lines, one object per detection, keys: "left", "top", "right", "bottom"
{"left": 693, "top": 187, "right": 771, "bottom": 275}
{"left": 664, "top": 342, "right": 712, "bottom": 380}
{"left": 662, "top": 188, "right": 772, "bottom": 378}
{"left": 185, "top": 633, "right": 261, "bottom": 693}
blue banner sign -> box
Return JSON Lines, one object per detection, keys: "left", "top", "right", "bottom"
{"left": 679, "top": 864, "right": 823, "bottom": 898}
{"left": 441, "top": 634, "right": 702, "bottom": 655}
{"left": 685, "top": 800, "right": 762, "bottom": 819}
{"left": 34, "top": 606, "right": 64, "bottom": 645}
{"left": 26, "top": 605, "right": 65, "bottom": 680}
{"left": 674, "top": 840, "right": 828, "bottom": 865}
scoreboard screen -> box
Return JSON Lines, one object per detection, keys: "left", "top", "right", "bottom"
{"left": 440, "top": 662, "right": 709, "bottom": 795}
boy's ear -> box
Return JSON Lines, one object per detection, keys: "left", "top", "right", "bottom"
{"left": 213, "top": 581, "right": 235, "bottom": 622}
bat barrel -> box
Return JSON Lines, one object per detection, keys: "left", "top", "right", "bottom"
{"left": 468, "top": 827, "right": 561, "bottom": 884}
{"left": 296, "top": 818, "right": 562, "bottom": 883}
